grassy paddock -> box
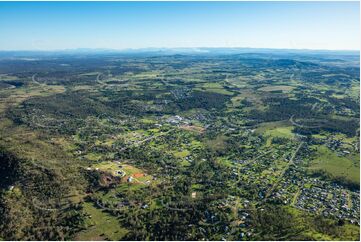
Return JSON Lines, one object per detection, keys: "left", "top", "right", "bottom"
{"left": 75, "top": 202, "right": 128, "bottom": 240}
{"left": 309, "top": 145, "right": 359, "bottom": 185}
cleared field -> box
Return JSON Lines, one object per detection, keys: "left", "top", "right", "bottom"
{"left": 256, "top": 121, "right": 295, "bottom": 139}
{"left": 173, "top": 149, "right": 190, "bottom": 158}
{"left": 0, "top": 85, "right": 65, "bottom": 114}
{"left": 264, "top": 126, "right": 294, "bottom": 139}
{"left": 258, "top": 85, "right": 295, "bottom": 92}
{"left": 75, "top": 202, "right": 128, "bottom": 240}
{"left": 0, "top": 74, "right": 19, "bottom": 80}
{"left": 348, "top": 82, "right": 360, "bottom": 99}
{"left": 234, "top": 90, "right": 263, "bottom": 104}
{"left": 198, "top": 82, "right": 233, "bottom": 95}
{"left": 205, "top": 135, "right": 227, "bottom": 152}
{"left": 179, "top": 124, "right": 205, "bottom": 133}
{"left": 309, "top": 145, "right": 360, "bottom": 184}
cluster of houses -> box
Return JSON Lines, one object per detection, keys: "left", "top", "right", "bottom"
{"left": 295, "top": 182, "right": 359, "bottom": 224}
{"left": 228, "top": 137, "right": 359, "bottom": 225}
{"left": 318, "top": 135, "right": 357, "bottom": 157}
{"left": 164, "top": 115, "right": 193, "bottom": 126}
{"left": 70, "top": 99, "right": 359, "bottom": 228}
{"left": 278, "top": 169, "right": 360, "bottom": 224}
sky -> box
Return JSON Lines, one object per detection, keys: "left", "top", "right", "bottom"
{"left": 0, "top": 1, "right": 359, "bottom": 51}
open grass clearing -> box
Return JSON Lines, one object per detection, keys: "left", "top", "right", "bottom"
{"left": 309, "top": 145, "right": 359, "bottom": 185}
{"left": 256, "top": 121, "right": 295, "bottom": 140}
{"left": 258, "top": 85, "right": 295, "bottom": 92}
{"left": 75, "top": 202, "right": 128, "bottom": 240}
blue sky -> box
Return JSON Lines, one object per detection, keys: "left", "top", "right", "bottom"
{"left": 0, "top": 1, "right": 359, "bottom": 50}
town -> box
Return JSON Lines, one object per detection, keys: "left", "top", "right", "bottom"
{"left": 0, "top": 49, "right": 359, "bottom": 240}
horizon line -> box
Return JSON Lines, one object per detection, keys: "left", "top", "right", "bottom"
{"left": 0, "top": 46, "right": 359, "bottom": 52}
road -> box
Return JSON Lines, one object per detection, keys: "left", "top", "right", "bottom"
{"left": 238, "top": 150, "right": 272, "bottom": 170}
{"left": 224, "top": 74, "right": 240, "bottom": 89}
{"left": 118, "top": 129, "right": 173, "bottom": 152}
{"left": 231, "top": 149, "right": 272, "bottom": 215}
{"left": 96, "top": 72, "right": 104, "bottom": 85}
{"left": 265, "top": 142, "right": 304, "bottom": 199}
{"left": 160, "top": 199, "right": 192, "bottom": 212}
{"left": 289, "top": 115, "right": 324, "bottom": 129}
{"left": 31, "top": 74, "right": 41, "bottom": 85}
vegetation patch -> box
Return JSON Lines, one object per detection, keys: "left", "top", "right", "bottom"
{"left": 258, "top": 85, "right": 295, "bottom": 92}
{"left": 75, "top": 202, "right": 128, "bottom": 240}
{"left": 309, "top": 145, "right": 359, "bottom": 185}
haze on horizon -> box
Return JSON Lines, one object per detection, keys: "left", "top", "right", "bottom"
{"left": 0, "top": 1, "right": 359, "bottom": 51}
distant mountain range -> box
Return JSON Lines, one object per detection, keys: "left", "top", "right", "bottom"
{"left": 0, "top": 47, "right": 358, "bottom": 59}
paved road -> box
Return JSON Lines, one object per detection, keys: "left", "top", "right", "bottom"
{"left": 289, "top": 115, "right": 324, "bottom": 129}
{"left": 118, "top": 130, "right": 172, "bottom": 152}
{"left": 31, "top": 74, "right": 41, "bottom": 85}
{"left": 96, "top": 72, "right": 104, "bottom": 85}
{"left": 231, "top": 149, "right": 273, "bottom": 214}
{"left": 265, "top": 142, "right": 304, "bottom": 199}
{"left": 160, "top": 199, "right": 192, "bottom": 212}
